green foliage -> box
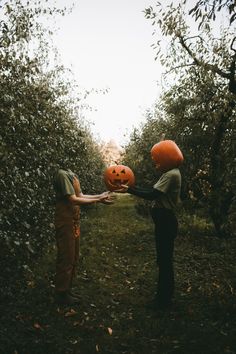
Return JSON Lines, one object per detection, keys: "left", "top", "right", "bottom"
{"left": 0, "top": 0, "right": 105, "bottom": 285}
{"left": 125, "top": 0, "right": 236, "bottom": 237}
{"left": 188, "top": 0, "right": 236, "bottom": 27}
{"left": 145, "top": 1, "right": 236, "bottom": 94}
{"left": 124, "top": 66, "right": 236, "bottom": 235}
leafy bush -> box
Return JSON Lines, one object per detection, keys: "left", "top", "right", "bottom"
{"left": 0, "top": 0, "right": 105, "bottom": 290}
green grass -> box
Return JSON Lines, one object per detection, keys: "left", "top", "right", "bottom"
{"left": 1, "top": 194, "right": 236, "bottom": 354}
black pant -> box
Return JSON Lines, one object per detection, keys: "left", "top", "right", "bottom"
{"left": 151, "top": 207, "right": 178, "bottom": 304}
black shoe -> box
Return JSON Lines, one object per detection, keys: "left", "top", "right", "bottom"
{"left": 55, "top": 292, "right": 80, "bottom": 305}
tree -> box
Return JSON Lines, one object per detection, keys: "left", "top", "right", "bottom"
{"left": 141, "top": 0, "right": 236, "bottom": 236}
{"left": 124, "top": 65, "right": 236, "bottom": 236}
{"left": 163, "top": 70, "right": 235, "bottom": 236}
{"left": 0, "top": 0, "right": 106, "bottom": 293}
{"left": 189, "top": 0, "right": 236, "bottom": 27}
{"left": 145, "top": 1, "right": 236, "bottom": 94}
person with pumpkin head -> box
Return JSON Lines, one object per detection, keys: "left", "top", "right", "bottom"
{"left": 116, "top": 140, "right": 183, "bottom": 311}
{"left": 53, "top": 167, "right": 114, "bottom": 306}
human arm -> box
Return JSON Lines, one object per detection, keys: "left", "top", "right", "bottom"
{"left": 68, "top": 191, "right": 114, "bottom": 205}
{"left": 116, "top": 185, "right": 164, "bottom": 201}
{"left": 55, "top": 170, "right": 114, "bottom": 205}
{"left": 79, "top": 191, "right": 110, "bottom": 199}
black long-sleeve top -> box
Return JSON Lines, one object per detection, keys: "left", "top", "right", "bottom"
{"left": 127, "top": 185, "right": 164, "bottom": 201}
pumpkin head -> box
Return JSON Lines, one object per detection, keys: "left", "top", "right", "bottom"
{"left": 151, "top": 140, "right": 184, "bottom": 171}
{"left": 104, "top": 164, "right": 135, "bottom": 191}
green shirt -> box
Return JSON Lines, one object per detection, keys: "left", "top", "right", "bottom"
{"left": 54, "top": 169, "right": 81, "bottom": 201}
{"left": 153, "top": 168, "right": 181, "bottom": 210}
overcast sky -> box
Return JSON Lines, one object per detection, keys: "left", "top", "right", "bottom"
{"left": 53, "top": 0, "right": 162, "bottom": 145}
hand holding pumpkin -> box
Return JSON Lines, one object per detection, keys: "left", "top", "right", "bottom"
{"left": 114, "top": 184, "right": 129, "bottom": 193}
{"left": 103, "top": 164, "right": 135, "bottom": 191}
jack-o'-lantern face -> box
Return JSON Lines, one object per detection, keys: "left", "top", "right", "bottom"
{"left": 104, "top": 164, "right": 135, "bottom": 191}
{"left": 151, "top": 140, "right": 184, "bottom": 171}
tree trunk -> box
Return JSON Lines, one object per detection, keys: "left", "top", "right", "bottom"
{"left": 208, "top": 102, "right": 235, "bottom": 237}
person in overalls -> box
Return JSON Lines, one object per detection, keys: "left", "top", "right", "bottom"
{"left": 53, "top": 168, "right": 113, "bottom": 305}
{"left": 116, "top": 140, "right": 183, "bottom": 310}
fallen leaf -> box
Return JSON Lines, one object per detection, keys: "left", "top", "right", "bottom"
{"left": 65, "top": 309, "right": 77, "bottom": 317}
{"left": 73, "top": 321, "right": 80, "bottom": 327}
{"left": 108, "top": 327, "right": 113, "bottom": 335}
{"left": 33, "top": 322, "right": 43, "bottom": 330}
{"left": 70, "top": 339, "right": 78, "bottom": 344}
{"left": 187, "top": 286, "right": 192, "bottom": 293}
{"left": 27, "top": 281, "right": 35, "bottom": 288}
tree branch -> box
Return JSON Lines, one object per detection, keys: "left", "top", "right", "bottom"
{"left": 177, "top": 34, "right": 231, "bottom": 80}
{"left": 228, "top": 37, "right": 236, "bottom": 93}
{"left": 230, "top": 36, "right": 236, "bottom": 53}
{"left": 163, "top": 62, "right": 195, "bottom": 76}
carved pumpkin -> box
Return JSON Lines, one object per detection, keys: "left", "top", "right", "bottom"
{"left": 104, "top": 164, "right": 135, "bottom": 191}
{"left": 151, "top": 140, "right": 184, "bottom": 171}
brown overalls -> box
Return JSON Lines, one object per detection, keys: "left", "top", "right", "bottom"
{"left": 54, "top": 176, "right": 81, "bottom": 293}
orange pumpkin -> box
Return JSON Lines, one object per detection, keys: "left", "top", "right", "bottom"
{"left": 151, "top": 140, "right": 184, "bottom": 171}
{"left": 104, "top": 164, "right": 135, "bottom": 191}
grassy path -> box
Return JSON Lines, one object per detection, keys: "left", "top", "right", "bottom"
{"left": 1, "top": 195, "right": 236, "bottom": 353}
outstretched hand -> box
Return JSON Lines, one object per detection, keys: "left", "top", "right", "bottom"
{"left": 100, "top": 192, "right": 116, "bottom": 204}
{"left": 100, "top": 191, "right": 110, "bottom": 198}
